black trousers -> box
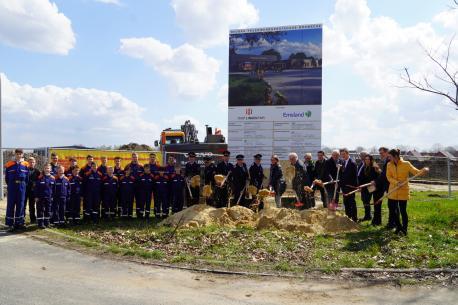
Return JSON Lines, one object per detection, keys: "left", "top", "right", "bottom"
{"left": 387, "top": 198, "right": 398, "bottom": 228}
{"left": 24, "top": 190, "right": 36, "bottom": 222}
{"left": 214, "top": 186, "right": 229, "bottom": 208}
{"left": 361, "top": 189, "right": 372, "bottom": 220}
{"left": 343, "top": 193, "right": 357, "bottom": 222}
{"left": 372, "top": 191, "right": 383, "bottom": 225}
{"left": 388, "top": 199, "right": 408, "bottom": 232}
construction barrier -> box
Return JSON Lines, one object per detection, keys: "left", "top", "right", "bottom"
{"left": 48, "top": 148, "right": 162, "bottom": 169}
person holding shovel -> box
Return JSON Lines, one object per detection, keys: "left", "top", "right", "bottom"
{"left": 386, "top": 149, "right": 429, "bottom": 235}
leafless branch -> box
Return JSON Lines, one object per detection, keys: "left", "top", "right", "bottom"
{"left": 401, "top": 34, "right": 458, "bottom": 110}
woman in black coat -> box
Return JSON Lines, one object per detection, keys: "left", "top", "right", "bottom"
{"left": 268, "top": 155, "right": 283, "bottom": 208}
{"left": 357, "top": 154, "right": 380, "bottom": 221}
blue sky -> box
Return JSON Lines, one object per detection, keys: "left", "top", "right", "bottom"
{"left": 0, "top": 0, "right": 457, "bottom": 150}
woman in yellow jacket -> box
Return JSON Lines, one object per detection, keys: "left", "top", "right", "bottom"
{"left": 386, "top": 149, "right": 428, "bottom": 235}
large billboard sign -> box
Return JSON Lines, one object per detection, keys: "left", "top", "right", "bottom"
{"left": 228, "top": 24, "right": 322, "bottom": 164}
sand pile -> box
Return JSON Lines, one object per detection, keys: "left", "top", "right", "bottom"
{"left": 161, "top": 204, "right": 257, "bottom": 228}
{"left": 162, "top": 204, "right": 359, "bottom": 235}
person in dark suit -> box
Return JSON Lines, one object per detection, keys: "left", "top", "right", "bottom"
{"left": 314, "top": 151, "right": 327, "bottom": 206}
{"left": 231, "top": 154, "right": 249, "bottom": 207}
{"left": 339, "top": 148, "right": 358, "bottom": 222}
{"left": 321, "top": 150, "right": 341, "bottom": 207}
{"left": 249, "top": 154, "right": 264, "bottom": 190}
{"left": 372, "top": 147, "right": 390, "bottom": 227}
{"left": 215, "top": 150, "right": 234, "bottom": 208}
{"left": 268, "top": 155, "right": 283, "bottom": 208}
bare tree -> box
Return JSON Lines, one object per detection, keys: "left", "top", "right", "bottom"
{"left": 401, "top": 35, "right": 457, "bottom": 110}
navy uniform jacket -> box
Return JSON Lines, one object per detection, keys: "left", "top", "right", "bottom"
{"left": 216, "top": 161, "right": 234, "bottom": 186}
{"left": 340, "top": 158, "right": 358, "bottom": 193}
{"left": 185, "top": 162, "right": 200, "bottom": 178}
{"left": 149, "top": 162, "right": 161, "bottom": 176}
{"left": 204, "top": 163, "right": 217, "bottom": 185}
{"left": 124, "top": 162, "right": 144, "bottom": 180}
{"left": 54, "top": 176, "right": 70, "bottom": 200}
{"left": 68, "top": 175, "right": 82, "bottom": 198}
{"left": 231, "top": 163, "right": 249, "bottom": 190}
{"left": 50, "top": 163, "right": 59, "bottom": 176}
{"left": 64, "top": 166, "right": 77, "bottom": 178}
{"left": 249, "top": 163, "right": 264, "bottom": 189}
{"left": 34, "top": 174, "right": 55, "bottom": 199}
{"left": 97, "top": 165, "right": 108, "bottom": 177}
{"left": 5, "top": 160, "right": 29, "bottom": 185}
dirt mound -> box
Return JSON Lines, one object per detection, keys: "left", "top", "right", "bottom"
{"left": 161, "top": 205, "right": 359, "bottom": 234}
{"left": 161, "top": 204, "right": 257, "bottom": 228}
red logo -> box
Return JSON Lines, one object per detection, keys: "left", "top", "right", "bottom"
{"left": 245, "top": 108, "right": 253, "bottom": 115}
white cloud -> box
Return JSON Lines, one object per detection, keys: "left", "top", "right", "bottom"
{"left": 119, "top": 37, "right": 220, "bottom": 98}
{"left": 0, "top": 0, "right": 75, "bottom": 55}
{"left": 322, "top": 0, "right": 458, "bottom": 148}
{"left": 171, "top": 0, "right": 259, "bottom": 48}
{"left": 217, "top": 84, "right": 228, "bottom": 111}
{"left": 1, "top": 73, "right": 159, "bottom": 147}
{"left": 94, "top": 0, "right": 122, "bottom": 5}
{"left": 433, "top": 7, "right": 458, "bottom": 30}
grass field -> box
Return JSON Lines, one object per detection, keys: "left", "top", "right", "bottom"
{"left": 228, "top": 74, "right": 268, "bottom": 106}
{"left": 36, "top": 191, "right": 457, "bottom": 274}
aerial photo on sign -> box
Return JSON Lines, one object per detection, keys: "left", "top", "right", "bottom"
{"left": 229, "top": 25, "right": 322, "bottom": 106}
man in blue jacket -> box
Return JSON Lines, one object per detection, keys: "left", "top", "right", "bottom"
{"left": 4, "top": 149, "right": 29, "bottom": 231}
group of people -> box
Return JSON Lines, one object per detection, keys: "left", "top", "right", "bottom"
{"left": 4, "top": 146, "right": 427, "bottom": 235}
{"left": 286, "top": 147, "right": 428, "bottom": 235}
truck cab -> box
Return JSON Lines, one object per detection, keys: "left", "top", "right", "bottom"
{"left": 160, "top": 129, "right": 185, "bottom": 145}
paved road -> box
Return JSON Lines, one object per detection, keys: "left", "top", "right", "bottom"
{"left": 0, "top": 231, "right": 456, "bottom": 305}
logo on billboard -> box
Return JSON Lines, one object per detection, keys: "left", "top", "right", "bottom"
{"left": 245, "top": 108, "right": 253, "bottom": 115}
{"left": 282, "top": 111, "right": 312, "bottom": 118}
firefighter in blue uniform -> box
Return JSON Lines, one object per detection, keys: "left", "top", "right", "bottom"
{"left": 215, "top": 150, "right": 234, "bottom": 208}
{"left": 184, "top": 152, "right": 200, "bottom": 206}
{"left": 119, "top": 167, "right": 135, "bottom": 219}
{"left": 164, "top": 155, "right": 176, "bottom": 210}
{"left": 34, "top": 164, "right": 55, "bottom": 229}
{"left": 113, "top": 156, "right": 124, "bottom": 217}
{"left": 4, "top": 149, "right": 29, "bottom": 231}
{"left": 53, "top": 166, "right": 70, "bottom": 227}
{"left": 203, "top": 156, "right": 217, "bottom": 206}
{"left": 231, "top": 154, "right": 249, "bottom": 207}
{"left": 249, "top": 154, "right": 265, "bottom": 190}
{"left": 79, "top": 155, "right": 94, "bottom": 221}
{"left": 97, "top": 156, "right": 109, "bottom": 176}
{"left": 102, "top": 166, "right": 118, "bottom": 220}
{"left": 139, "top": 165, "right": 154, "bottom": 220}
{"left": 68, "top": 166, "right": 83, "bottom": 225}
{"left": 124, "top": 152, "right": 144, "bottom": 218}
{"left": 171, "top": 169, "right": 185, "bottom": 213}
{"left": 85, "top": 162, "right": 103, "bottom": 223}
{"left": 154, "top": 170, "right": 170, "bottom": 218}
{"left": 148, "top": 153, "right": 160, "bottom": 216}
